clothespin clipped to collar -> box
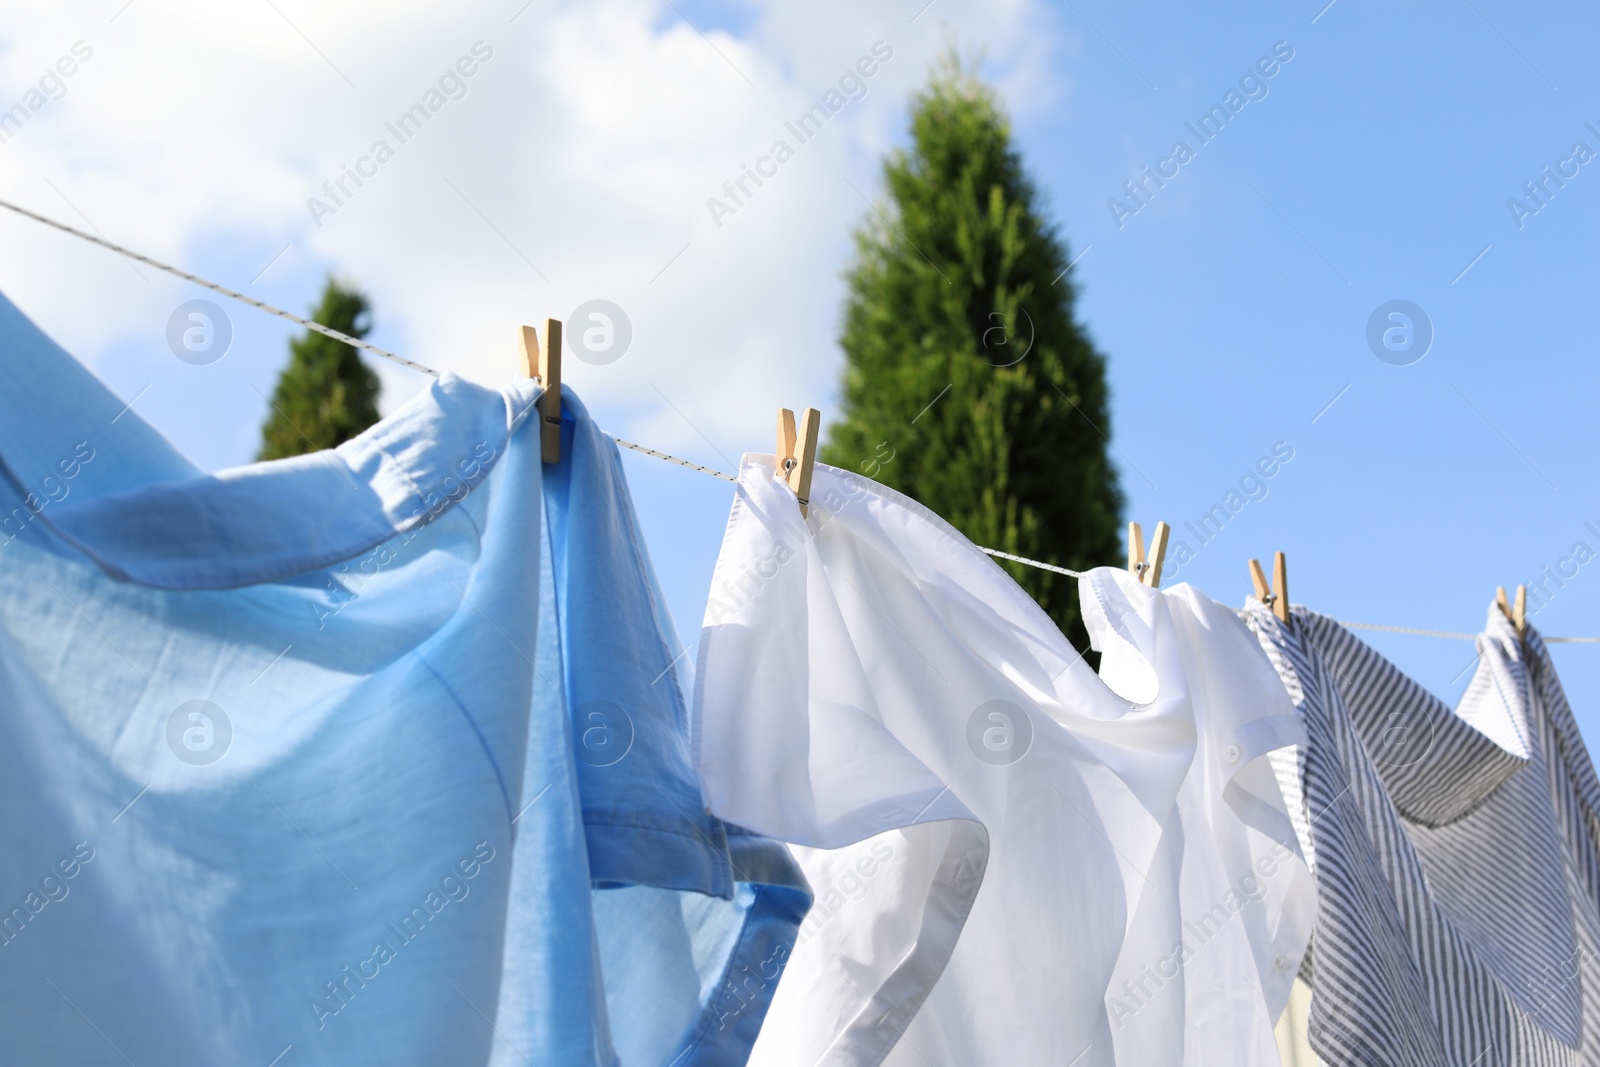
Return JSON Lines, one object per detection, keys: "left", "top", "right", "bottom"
{"left": 1248, "top": 551, "right": 1291, "bottom": 624}
{"left": 1127, "top": 520, "right": 1170, "bottom": 588}
{"left": 776, "top": 407, "right": 820, "bottom": 517}
{"left": 518, "top": 319, "right": 562, "bottom": 463}
{"left": 1496, "top": 584, "right": 1527, "bottom": 635}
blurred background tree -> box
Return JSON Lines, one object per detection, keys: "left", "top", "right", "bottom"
{"left": 258, "top": 278, "right": 381, "bottom": 460}
{"left": 824, "top": 51, "right": 1123, "bottom": 651}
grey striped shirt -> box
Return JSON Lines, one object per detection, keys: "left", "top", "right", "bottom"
{"left": 1245, "top": 603, "right": 1600, "bottom": 1066}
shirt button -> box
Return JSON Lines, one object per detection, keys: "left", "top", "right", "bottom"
{"left": 1275, "top": 954, "right": 1294, "bottom": 972}
{"left": 1223, "top": 744, "right": 1241, "bottom": 764}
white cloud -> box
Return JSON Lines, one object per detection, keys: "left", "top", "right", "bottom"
{"left": 0, "top": 0, "right": 1061, "bottom": 469}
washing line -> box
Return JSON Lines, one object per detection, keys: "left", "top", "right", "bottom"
{"left": 0, "top": 197, "right": 440, "bottom": 379}
{"left": 1339, "top": 622, "right": 1598, "bottom": 645}
{"left": 1, "top": 196, "right": 1592, "bottom": 645}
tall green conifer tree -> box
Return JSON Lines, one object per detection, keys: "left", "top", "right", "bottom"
{"left": 258, "top": 279, "right": 381, "bottom": 460}
{"left": 824, "top": 53, "right": 1123, "bottom": 649}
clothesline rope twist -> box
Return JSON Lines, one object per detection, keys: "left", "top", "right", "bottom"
{"left": 1341, "top": 621, "right": 1600, "bottom": 644}
{"left": 1339, "top": 622, "right": 1481, "bottom": 640}
{"left": 980, "top": 547, "right": 1086, "bottom": 578}
{"left": 0, "top": 197, "right": 441, "bottom": 379}
{"left": 613, "top": 438, "right": 738, "bottom": 483}
{"left": 3, "top": 196, "right": 1593, "bottom": 644}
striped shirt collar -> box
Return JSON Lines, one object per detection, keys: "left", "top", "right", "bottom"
{"left": 1255, "top": 604, "right": 1529, "bottom": 826}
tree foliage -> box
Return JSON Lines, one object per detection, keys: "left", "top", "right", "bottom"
{"left": 823, "top": 53, "right": 1123, "bottom": 649}
{"left": 258, "top": 279, "right": 381, "bottom": 461}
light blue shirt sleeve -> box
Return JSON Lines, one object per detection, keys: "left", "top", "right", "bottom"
{"left": 525, "top": 390, "right": 811, "bottom": 1066}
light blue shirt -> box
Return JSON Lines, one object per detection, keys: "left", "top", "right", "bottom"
{"left": 0, "top": 290, "right": 807, "bottom": 1066}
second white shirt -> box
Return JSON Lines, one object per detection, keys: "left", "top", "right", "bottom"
{"left": 694, "top": 458, "right": 1311, "bottom": 1066}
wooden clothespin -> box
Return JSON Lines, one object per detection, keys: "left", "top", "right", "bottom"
{"left": 1248, "top": 551, "right": 1291, "bottom": 623}
{"left": 1496, "top": 584, "right": 1527, "bottom": 634}
{"left": 518, "top": 319, "right": 562, "bottom": 463}
{"left": 776, "top": 407, "right": 820, "bottom": 516}
{"left": 1127, "top": 520, "right": 1170, "bottom": 588}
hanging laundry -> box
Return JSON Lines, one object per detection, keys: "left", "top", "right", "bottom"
{"left": 506, "top": 386, "right": 810, "bottom": 1066}
{"left": 1245, "top": 601, "right": 1600, "bottom": 1066}
{"left": 0, "top": 290, "right": 805, "bottom": 1067}
{"left": 1100, "top": 582, "right": 1316, "bottom": 1065}
{"left": 694, "top": 456, "right": 1311, "bottom": 1066}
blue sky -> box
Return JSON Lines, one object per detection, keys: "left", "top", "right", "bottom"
{"left": 1, "top": 0, "right": 1595, "bottom": 738}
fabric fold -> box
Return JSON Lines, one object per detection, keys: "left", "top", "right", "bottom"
{"left": 14, "top": 373, "right": 539, "bottom": 590}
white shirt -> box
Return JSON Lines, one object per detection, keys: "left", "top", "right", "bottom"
{"left": 693, "top": 457, "right": 1311, "bottom": 1066}
{"left": 1102, "top": 584, "right": 1314, "bottom": 1066}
